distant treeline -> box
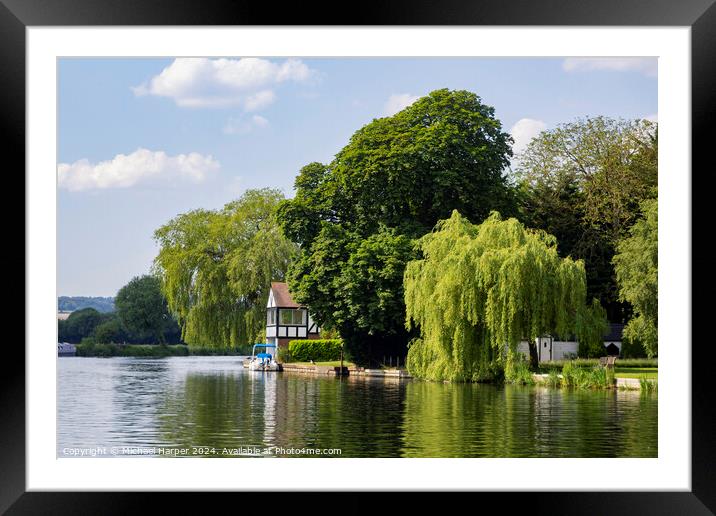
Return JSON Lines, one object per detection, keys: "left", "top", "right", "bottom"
{"left": 75, "top": 343, "right": 254, "bottom": 357}
{"left": 58, "top": 275, "right": 181, "bottom": 345}
{"left": 58, "top": 307, "right": 183, "bottom": 345}
{"left": 59, "top": 296, "right": 115, "bottom": 313}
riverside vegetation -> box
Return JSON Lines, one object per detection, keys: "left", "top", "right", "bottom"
{"left": 506, "top": 358, "right": 658, "bottom": 390}
{"left": 403, "top": 210, "right": 607, "bottom": 382}
{"left": 75, "top": 342, "right": 256, "bottom": 358}
{"left": 67, "top": 89, "right": 658, "bottom": 386}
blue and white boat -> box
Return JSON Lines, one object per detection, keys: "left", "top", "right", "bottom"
{"left": 58, "top": 342, "right": 76, "bottom": 357}
{"left": 247, "top": 343, "right": 280, "bottom": 371}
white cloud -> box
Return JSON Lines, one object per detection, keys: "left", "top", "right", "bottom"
{"left": 251, "top": 114, "right": 269, "bottom": 128}
{"left": 383, "top": 93, "right": 420, "bottom": 116}
{"left": 223, "top": 114, "right": 270, "bottom": 135}
{"left": 244, "top": 90, "right": 275, "bottom": 112}
{"left": 510, "top": 118, "right": 547, "bottom": 155}
{"left": 562, "top": 57, "right": 657, "bottom": 77}
{"left": 58, "top": 148, "right": 220, "bottom": 191}
{"left": 132, "top": 58, "right": 315, "bottom": 109}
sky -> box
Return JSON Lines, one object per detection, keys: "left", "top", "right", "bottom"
{"left": 58, "top": 57, "right": 657, "bottom": 297}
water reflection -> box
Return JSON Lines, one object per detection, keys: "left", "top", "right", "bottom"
{"left": 400, "top": 383, "right": 657, "bottom": 457}
{"left": 57, "top": 357, "right": 657, "bottom": 458}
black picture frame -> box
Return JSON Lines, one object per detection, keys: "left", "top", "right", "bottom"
{"left": 4, "top": 0, "right": 711, "bottom": 513}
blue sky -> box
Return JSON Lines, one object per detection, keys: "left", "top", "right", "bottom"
{"left": 58, "top": 57, "right": 657, "bottom": 296}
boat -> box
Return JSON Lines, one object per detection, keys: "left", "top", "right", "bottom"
{"left": 58, "top": 342, "right": 77, "bottom": 357}
{"left": 247, "top": 343, "right": 280, "bottom": 371}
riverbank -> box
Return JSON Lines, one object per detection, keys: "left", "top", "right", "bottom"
{"left": 530, "top": 359, "right": 658, "bottom": 390}
{"left": 73, "top": 351, "right": 655, "bottom": 390}
{"left": 75, "top": 343, "right": 253, "bottom": 358}
{"left": 277, "top": 361, "right": 655, "bottom": 390}
{"left": 255, "top": 360, "right": 413, "bottom": 379}
{"left": 532, "top": 373, "right": 657, "bottom": 391}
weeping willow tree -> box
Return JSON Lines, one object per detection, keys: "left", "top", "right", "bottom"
{"left": 152, "top": 188, "right": 298, "bottom": 348}
{"left": 404, "top": 210, "right": 607, "bottom": 382}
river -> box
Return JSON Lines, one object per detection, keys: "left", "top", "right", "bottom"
{"left": 57, "top": 356, "right": 657, "bottom": 458}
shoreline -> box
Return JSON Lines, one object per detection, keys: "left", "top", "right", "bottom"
{"left": 277, "top": 361, "right": 412, "bottom": 379}
{"left": 61, "top": 355, "right": 657, "bottom": 390}
{"left": 531, "top": 373, "right": 654, "bottom": 391}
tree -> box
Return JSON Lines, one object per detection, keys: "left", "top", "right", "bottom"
{"left": 153, "top": 188, "right": 298, "bottom": 348}
{"left": 515, "top": 117, "right": 657, "bottom": 321}
{"left": 278, "top": 89, "right": 517, "bottom": 365}
{"left": 404, "top": 211, "right": 607, "bottom": 381}
{"left": 613, "top": 198, "right": 658, "bottom": 357}
{"left": 92, "top": 315, "right": 131, "bottom": 345}
{"left": 576, "top": 298, "right": 609, "bottom": 358}
{"left": 58, "top": 308, "right": 105, "bottom": 343}
{"left": 115, "top": 275, "right": 174, "bottom": 344}
{"left": 288, "top": 225, "right": 417, "bottom": 364}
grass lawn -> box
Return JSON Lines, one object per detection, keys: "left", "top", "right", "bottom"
{"left": 614, "top": 367, "right": 658, "bottom": 379}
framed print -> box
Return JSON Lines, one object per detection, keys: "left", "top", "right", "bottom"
{"left": 4, "top": 0, "right": 713, "bottom": 512}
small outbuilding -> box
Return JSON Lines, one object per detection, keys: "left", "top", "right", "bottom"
{"left": 602, "top": 323, "right": 624, "bottom": 356}
{"left": 517, "top": 323, "right": 625, "bottom": 362}
{"left": 265, "top": 282, "right": 320, "bottom": 350}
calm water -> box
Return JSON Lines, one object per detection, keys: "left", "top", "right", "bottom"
{"left": 58, "top": 356, "right": 657, "bottom": 458}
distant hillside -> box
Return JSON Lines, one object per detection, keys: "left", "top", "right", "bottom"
{"left": 58, "top": 296, "right": 115, "bottom": 313}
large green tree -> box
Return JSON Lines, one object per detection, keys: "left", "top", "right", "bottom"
{"left": 278, "top": 89, "right": 516, "bottom": 365}
{"left": 153, "top": 188, "right": 297, "bottom": 348}
{"left": 288, "top": 225, "right": 417, "bottom": 364}
{"left": 92, "top": 314, "right": 132, "bottom": 345}
{"left": 404, "top": 211, "right": 607, "bottom": 381}
{"left": 58, "top": 308, "right": 105, "bottom": 343}
{"left": 613, "top": 198, "right": 658, "bottom": 357}
{"left": 115, "top": 275, "right": 176, "bottom": 344}
{"left": 515, "top": 116, "right": 657, "bottom": 322}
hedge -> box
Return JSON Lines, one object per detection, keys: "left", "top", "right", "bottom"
{"left": 76, "top": 343, "right": 190, "bottom": 357}
{"left": 287, "top": 339, "right": 343, "bottom": 362}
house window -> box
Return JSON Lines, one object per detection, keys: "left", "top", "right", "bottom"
{"left": 279, "top": 309, "right": 306, "bottom": 326}
{"left": 266, "top": 308, "right": 276, "bottom": 325}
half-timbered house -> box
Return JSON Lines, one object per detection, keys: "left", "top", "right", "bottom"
{"left": 265, "top": 282, "right": 320, "bottom": 349}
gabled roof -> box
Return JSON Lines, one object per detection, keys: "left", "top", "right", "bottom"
{"left": 604, "top": 323, "right": 624, "bottom": 342}
{"left": 270, "top": 282, "right": 301, "bottom": 308}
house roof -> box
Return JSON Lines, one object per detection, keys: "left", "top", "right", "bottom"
{"left": 270, "top": 282, "right": 301, "bottom": 308}
{"left": 603, "top": 323, "right": 624, "bottom": 342}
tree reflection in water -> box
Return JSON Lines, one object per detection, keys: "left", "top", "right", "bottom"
{"left": 58, "top": 357, "right": 656, "bottom": 458}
